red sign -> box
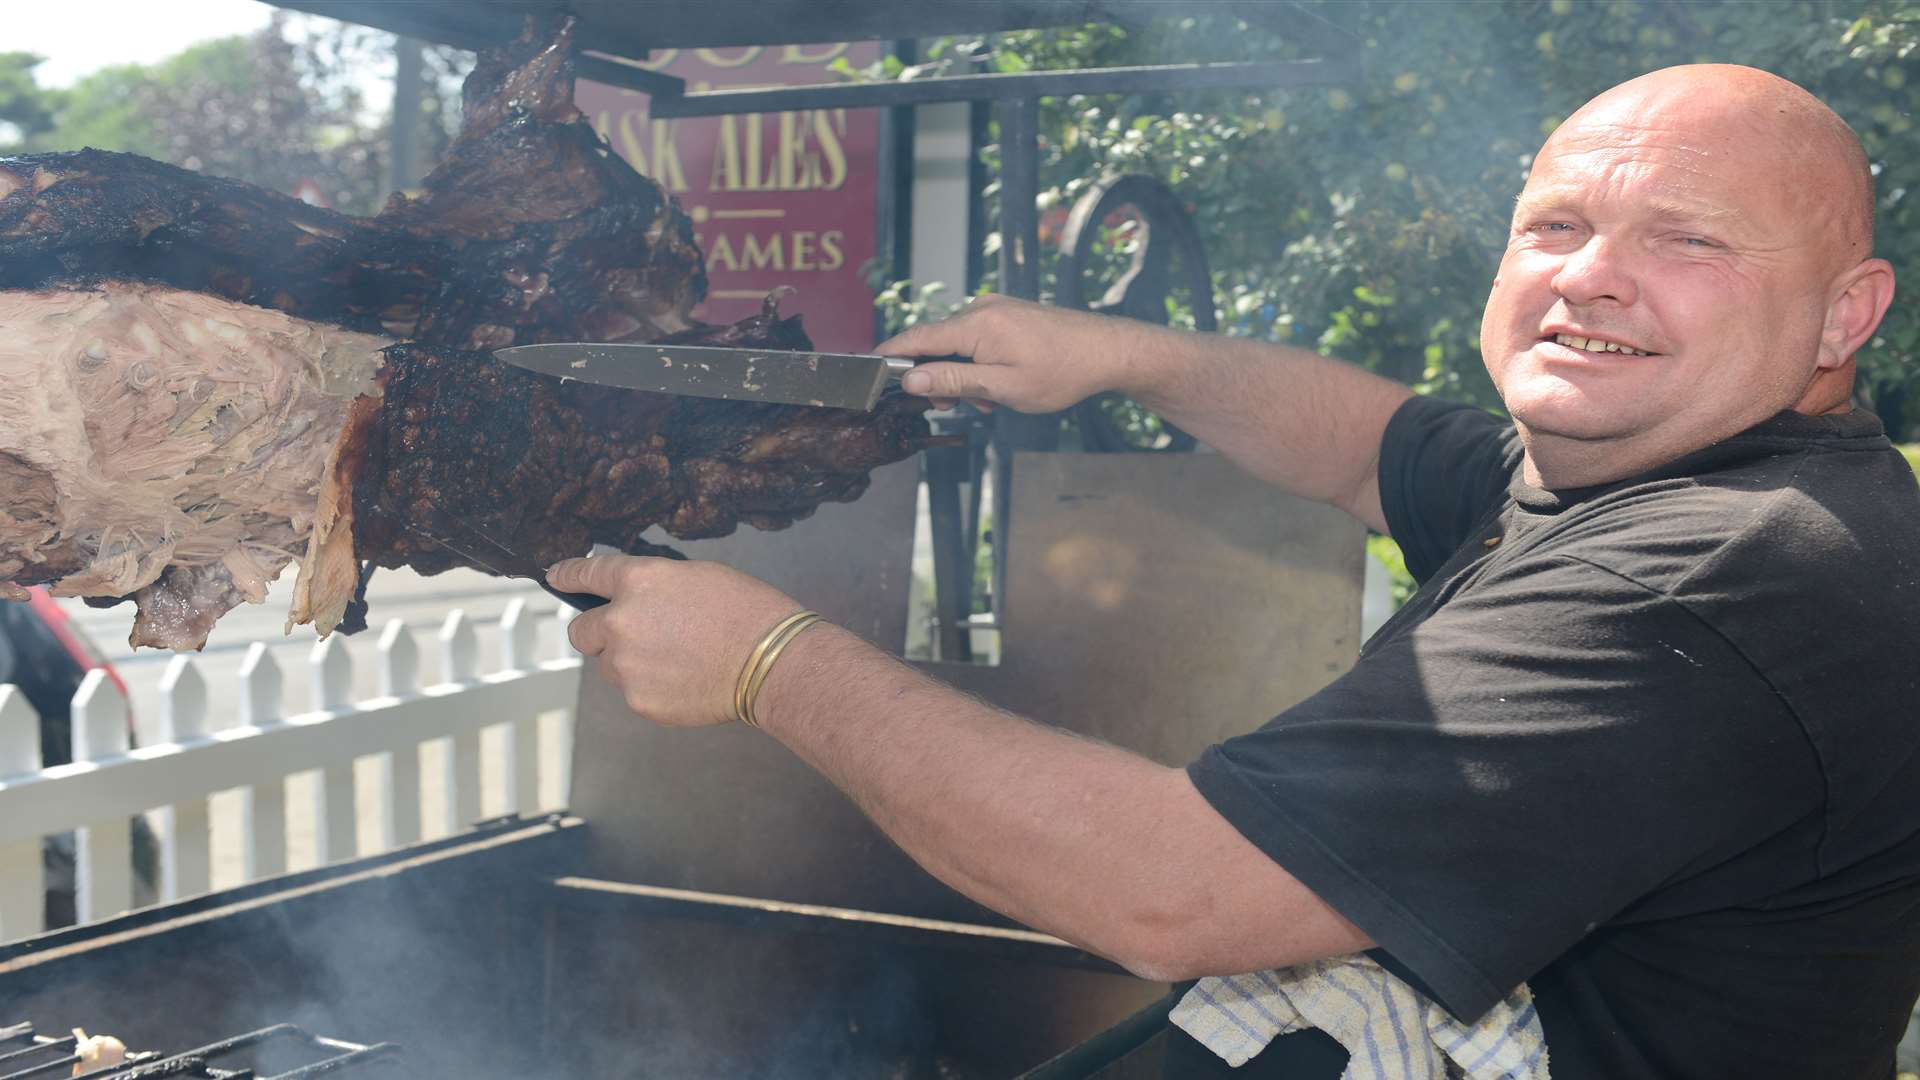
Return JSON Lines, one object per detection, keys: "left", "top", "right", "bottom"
{"left": 577, "top": 44, "right": 883, "bottom": 353}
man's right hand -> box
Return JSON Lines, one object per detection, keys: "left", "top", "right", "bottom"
{"left": 877, "top": 294, "right": 1168, "bottom": 414}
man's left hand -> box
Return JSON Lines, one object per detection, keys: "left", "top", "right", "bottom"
{"left": 546, "top": 555, "right": 806, "bottom": 727}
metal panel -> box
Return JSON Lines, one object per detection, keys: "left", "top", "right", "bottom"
{"left": 567, "top": 456, "right": 923, "bottom": 902}
{"left": 944, "top": 453, "right": 1364, "bottom": 761}
{"left": 646, "top": 457, "right": 922, "bottom": 650}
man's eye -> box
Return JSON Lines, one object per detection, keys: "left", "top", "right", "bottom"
{"left": 1679, "top": 236, "right": 1721, "bottom": 248}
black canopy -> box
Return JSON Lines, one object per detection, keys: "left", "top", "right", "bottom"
{"left": 264, "top": 1, "right": 1322, "bottom": 55}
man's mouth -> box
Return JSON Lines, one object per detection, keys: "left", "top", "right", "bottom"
{"left": 1545, "top": 333, "right": 1655, "bottom": 357}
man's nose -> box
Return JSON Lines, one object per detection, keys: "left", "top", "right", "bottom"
{"left": 1549, "top": 234, "right": 1637, "bottom": 307}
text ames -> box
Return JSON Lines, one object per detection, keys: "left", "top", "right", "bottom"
{"left": 701, "top": 230, "right": 847, "bottom": 273}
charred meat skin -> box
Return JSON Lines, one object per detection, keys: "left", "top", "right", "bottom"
{"left": 377, "top": 17, "right": 709, "bottom": 350}
{"left": 0, "top": 150, "right": 393, "bottom": 329}
{"left": 0, "top": 25, "right": 703, "bottom": 352}
{"left": 354, "top": 318, "right": 930, "bottom": 575}
{"left": 0, "top": 139, "right": 703, "bottom": 352}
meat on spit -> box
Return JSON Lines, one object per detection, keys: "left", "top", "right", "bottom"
{"left": 0, "top": 20, "right": 933, "bottom": 650}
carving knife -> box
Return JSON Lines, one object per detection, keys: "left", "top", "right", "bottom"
{"left": 493, "top": 342, "right": 932, "bottom": 411}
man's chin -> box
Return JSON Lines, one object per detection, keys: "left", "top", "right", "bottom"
{"left": 1506, "top": 396, "right": 1644, "bottom": 445}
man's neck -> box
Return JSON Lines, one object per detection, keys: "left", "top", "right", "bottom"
{"left": 1513, "top": 363, "right": 1858, "bottom": 489}
{"left": 1518, "top": 431, "right": 1676, "bottom": 490}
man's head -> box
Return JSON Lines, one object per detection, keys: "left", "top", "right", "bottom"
{"left": 1479, "top": 64, "right": 1895, "bottom": 488}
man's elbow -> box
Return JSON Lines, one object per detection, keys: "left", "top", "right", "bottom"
{"left": 1110, "top": 946, "right": 1216, "bottom": 985}
{"left": 1105, "top": 925, "right": 1366, "bottom": 985}
{"left": 1100, "top": 924, "right": 1269, "bottom": 984}
{"left": 1092, "top": 903, "right": 1268, "bottom": 984}
{"left": 1093, "top": 896, "right": 1376, "bottom": 984}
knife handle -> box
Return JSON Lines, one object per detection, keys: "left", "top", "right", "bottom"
{"left": 883, "top": 354, "right": 970, "bottom": 381}
{"left": 541, "top": 580, "right": 610, "bottom": 612}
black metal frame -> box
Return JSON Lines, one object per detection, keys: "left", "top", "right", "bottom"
{"left": 644, "top": 58, "right": 1349, "bottom": 116}
{"left": 1057, "top": 172, "right": 1219, "bottom": 453}
{"left": 0, "top": 815, "right": 565, "bottom": 974}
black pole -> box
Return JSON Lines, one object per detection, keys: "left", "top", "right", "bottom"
{"left": 874, "top": 39, "right": 917, "bottom": 346}
{"left": 988, "top": 94, "right": 1059, "bottom": 632}
{"left": 386, "top": 36, "right": 425, "bottom": 200}
{"left": 996, "top": 95, "right": 1042, "bottom": 301}
{"left": 965, "top": 98, "right": 991, "bottom": 298}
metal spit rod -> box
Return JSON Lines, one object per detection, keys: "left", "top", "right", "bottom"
{"left": 0, "top": 1024, "right": 399, "bottom": 1080}
{"left": 0, "top": 1032, "right": 77, "bottom": 1079}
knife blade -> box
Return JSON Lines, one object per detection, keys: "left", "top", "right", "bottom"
{"left": 493, "top": 342, "right": 923, "bottom": 411}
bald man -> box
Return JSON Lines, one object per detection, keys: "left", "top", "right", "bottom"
{"left": 549, "top": 66, "right": 1920, "bottom": 1077}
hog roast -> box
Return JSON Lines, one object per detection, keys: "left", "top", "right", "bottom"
{"left": 0, "top": 21, "right": 933, "bottom": 651}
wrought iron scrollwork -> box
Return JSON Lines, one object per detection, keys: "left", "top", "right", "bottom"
{"left": 1057, "top": 173, "right": 1217, "bottom": 453}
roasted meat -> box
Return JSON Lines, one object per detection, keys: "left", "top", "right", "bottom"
{"left": 71, "top": 1030, "right": 128, "bottom": 1075}
{"left": 0, "top": 20, "right": 932, "bottom": 650}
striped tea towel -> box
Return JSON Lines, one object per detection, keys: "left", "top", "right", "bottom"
{"left": 1171, "top": 955, "right": 1549, "bottom": 1079}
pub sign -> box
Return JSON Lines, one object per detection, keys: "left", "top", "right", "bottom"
{"left": 576, "top": 43, "right": 884, "bottom": 352}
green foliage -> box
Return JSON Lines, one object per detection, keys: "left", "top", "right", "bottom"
{"left": 878, "top": 1, "right": 1920, "bottom": 437}
{"left": 2, "top": 18, "right": 469, "bottom": 216}
{"left": 0, "top": 53, "right": 58, "bottom": 143}
{"left": 868, "top": 277, "right": 965, "bottom": 333}
{"left": 29, "top": 59, "right": 160, "bottom": 159}
{"left": 1367, "top": 534, "right": 1417, "bottom": 609}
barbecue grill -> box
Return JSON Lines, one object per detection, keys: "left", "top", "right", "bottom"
{"left": 0, "top": 449, "right": 1361, "bottom": 1077}
{"left": 1, "top": 1019, "right": 398, "bottom": 1079}
{"left": 0, "top": 811, "right": 1165, "bottom": 1077}
{"left": 0, "top": 4, "right": 1366, "bottom": 1075}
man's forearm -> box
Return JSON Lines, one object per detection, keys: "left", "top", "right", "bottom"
{"left": 1117, "top": 327, "right": 1412, "bottom": 533}
{"left": 753, "top": 623, "right": 1372, "bottom": 980}
{"left": 885, "top": 300, "right": 1410, "bottom": 532}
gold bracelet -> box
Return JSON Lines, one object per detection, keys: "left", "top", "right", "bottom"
{"left": 735, "top": 610, "right": 821, "bottom": 726}
{"left": 739, "top": 613, "right": 825, "bottom": 728}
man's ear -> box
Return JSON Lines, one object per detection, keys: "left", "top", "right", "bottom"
{"left": 1820, "top": 258, "right": 1896, "bottom": 370}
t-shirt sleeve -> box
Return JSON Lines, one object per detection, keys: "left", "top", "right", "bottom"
{"left": 1186, "top": 555, "right": 1819, "bottom": 1023}
{"left": 1377, "top": 396, "right": 1522, "bottom": 582}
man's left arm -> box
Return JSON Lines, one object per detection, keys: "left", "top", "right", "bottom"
{"left": 754, "top": 620, "right": 1375, "bottom": 980}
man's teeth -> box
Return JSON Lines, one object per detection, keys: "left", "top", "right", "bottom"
{"left": 1553, "top": 333, "right": 1649, "bottom": 356}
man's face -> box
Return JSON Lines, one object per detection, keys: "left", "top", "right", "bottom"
{"left": 1479, "top": 95, "right": 1838, "bottom": 477}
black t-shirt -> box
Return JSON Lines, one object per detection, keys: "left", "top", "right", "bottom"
{"left": 1183, "top": 396, "right": 1920, "bottom": 1079}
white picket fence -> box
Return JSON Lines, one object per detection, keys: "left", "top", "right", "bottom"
{"left": 0, "top": 599, "right": 583, "bottom": 944}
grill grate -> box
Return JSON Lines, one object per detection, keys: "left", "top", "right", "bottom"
{"left": 0, "top": 1022, "right": 399, "bottom": 1080}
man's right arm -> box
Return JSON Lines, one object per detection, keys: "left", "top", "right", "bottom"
{"left": 880, "top": 296, "right": 1412, "bottom": 534}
